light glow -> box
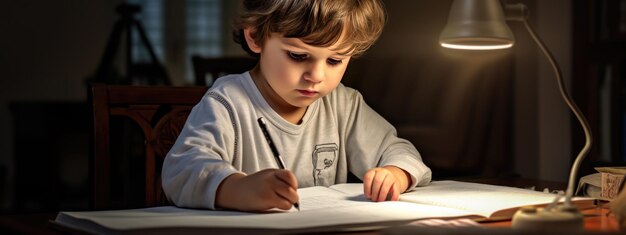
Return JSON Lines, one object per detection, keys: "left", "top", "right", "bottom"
{"left": 441, "top": 42, "right": 513, "bottom": 50}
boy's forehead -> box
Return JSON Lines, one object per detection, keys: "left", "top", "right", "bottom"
{"left": 278, "top": 34, "right": 353, "bottom": 55}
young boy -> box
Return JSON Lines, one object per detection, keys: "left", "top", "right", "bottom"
{"left": 162, "top": 0, "right": 431, "bottom": 212}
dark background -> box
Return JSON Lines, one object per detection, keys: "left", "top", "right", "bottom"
{"left": 0, "top": 0, "right": 623, "bottom": 214}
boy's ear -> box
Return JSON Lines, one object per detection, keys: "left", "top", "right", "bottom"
{"left": 243, "top": 27, "right": 262, "bottom": 53}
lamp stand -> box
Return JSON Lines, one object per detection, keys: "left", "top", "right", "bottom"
{"left": 505, "top": 4, "right": 592, "bottom": 232}
{"left": 439, "top": 1, "right": 593, "bottom": 231}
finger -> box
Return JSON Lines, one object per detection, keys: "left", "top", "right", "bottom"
{"left": 389, "top": 183, "right": 401, "bottom": 201}
{"left": 273, "top": 170, "right": 300, "bottom": 205}
{"left": 377, "top": 176, "right": 395, "bottom": 202}
{"left": 244, "top": 170, "right": 288, "bottom": 211}
{"left": 273, "top": 178, "right": 299, "bottom": 205}
{"left": 363, "top": 170, "right": 376, "bottom": 199}
{"left": 272, "top": 192, "right": 296, "bottom": 210}
{"left": 371, "top": 171, "right": 387, "bottom": 202}
{"left": 274, "top": 169, "right": 298, "bottom": 189}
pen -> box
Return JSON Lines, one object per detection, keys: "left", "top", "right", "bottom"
{"left": 257, "top": 117, "right": 300, "bottom": 211}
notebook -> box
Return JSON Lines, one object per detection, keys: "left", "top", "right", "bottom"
{"left": 53, "top": 180, "right": 595, "bottom": 234}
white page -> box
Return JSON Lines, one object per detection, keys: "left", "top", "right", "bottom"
{"left": 57, "top": 185, "right": 478, "bottom": 233}
{"left": 59, "top": 202, "right": 475, "bottom": 232}
{"left": 325, "top": 181, "right": 553, "bottom": 218}
{"left": 59, "top": 181, "right": 584, "bottom": 233}
{"left": 327, "top": 183, "right": 366, "bottom": 196}
{"left": 297, "top": 185, "right": 368, "bottom": 211}
{"left": 397, "top": 181, "right": 566, "bottom": 218}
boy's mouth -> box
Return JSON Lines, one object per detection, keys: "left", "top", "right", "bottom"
{"left": 297, "top": 89, "right": 318, "bottom": 97}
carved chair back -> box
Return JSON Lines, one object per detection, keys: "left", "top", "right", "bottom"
{"left": 91, "top": 84, "right": 207, "bottom": 209}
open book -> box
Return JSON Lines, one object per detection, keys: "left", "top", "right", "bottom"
{"left": 53, "top": 181, "right": 595, "bottom": 234}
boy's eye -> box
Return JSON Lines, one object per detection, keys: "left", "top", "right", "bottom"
{"left": 327, "top": 58, "right": 343, "bottom": 65}
{"left": 287, "top": 52, "right": 308, "bottom": 61}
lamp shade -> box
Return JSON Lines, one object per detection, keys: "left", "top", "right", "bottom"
{"left": 439, "top": 0, "right": 515, "bottom": 50}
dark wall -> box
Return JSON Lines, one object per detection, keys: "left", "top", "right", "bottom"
{"left": 0, "top": 0, "right": 579, "bottom": 214}
{"left": 344, "top": 1, "right": 515, "bottom": 179}
{"left": 0, "top": 0, "right": 123, "bottom": 213}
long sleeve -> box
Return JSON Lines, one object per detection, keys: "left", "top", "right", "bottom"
{"left": 161, "top": 92, "right": 239, "bottom": 209}
{"left": 337, "top": 88, "right": 432, "bottom": 189}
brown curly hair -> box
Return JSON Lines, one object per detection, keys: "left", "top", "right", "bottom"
{"left": 233, "top": 0, "right": 386, "bottom": 58}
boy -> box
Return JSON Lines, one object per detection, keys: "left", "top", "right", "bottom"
{"left": 162, "top": 0, "right": 431, "bottom": 212}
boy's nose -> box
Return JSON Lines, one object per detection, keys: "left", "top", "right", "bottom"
{"left": 304, "top": 62, "right": 325, "bottom": 83}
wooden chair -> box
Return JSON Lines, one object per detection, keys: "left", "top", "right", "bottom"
{"left": 91, "top": 84, "right": 208, "bottom": 210}
{"left": 191, "top": 55, "right": 257, "bottom": 86}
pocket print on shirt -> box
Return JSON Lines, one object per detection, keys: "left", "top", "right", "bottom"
{"left": 312, "top": 143, "right": 338, "bottom": 186}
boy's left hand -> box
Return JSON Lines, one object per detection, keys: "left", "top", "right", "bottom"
{"left": 363, "top": 166, "right": 411, "bottom": 202}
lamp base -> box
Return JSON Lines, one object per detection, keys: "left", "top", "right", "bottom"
{"left": 511, "top": 205, "right": 584, "bottom": 232}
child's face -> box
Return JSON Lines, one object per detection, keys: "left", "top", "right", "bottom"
{"left": 249, "top": 31, "right": 351, "bottom": 111}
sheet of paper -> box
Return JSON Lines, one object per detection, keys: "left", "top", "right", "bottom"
{"left": 397, "top": 181, "right": 565, "bottom": 218}
{"left": 58, "top": 181, "right": 593, "bottom": 233}
{"left": 59, "top": 202, "right": 475, "bottom": 232}
{"left": 324, "top": 181, "right": 564, "bottom": 218}
{"left": 297, "top": 185, "right": 368, "bottom": 211}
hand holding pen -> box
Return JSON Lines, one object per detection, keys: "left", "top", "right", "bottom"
{"left": 215, "top": 168, "right": 300, "bottom": 212}
{"left": 257, "top": 117, "right": 301, "bottom": 211}
{"left": 213, "top": 118, "right": 300, "bottom": 212}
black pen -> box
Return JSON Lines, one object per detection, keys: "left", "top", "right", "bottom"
{"left": 257, "top": 117, "right": 300, "bottom": 211}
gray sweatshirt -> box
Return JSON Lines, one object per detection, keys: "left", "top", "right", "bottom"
{"left": 162, "top": 72, "right": 431, "bottom": 209}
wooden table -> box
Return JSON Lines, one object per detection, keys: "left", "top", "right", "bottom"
{"left": 0, "top": 213, "right": 62, "bottom": 234}
{"left": 481, "top": 207, "right": 620, "bottom": 231}
{"left": 0, "top": 206, "right": 620, "bottom": 234}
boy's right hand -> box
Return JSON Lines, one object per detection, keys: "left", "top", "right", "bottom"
{"left": 215, "top": 169, "right": 299, "bottom": 212}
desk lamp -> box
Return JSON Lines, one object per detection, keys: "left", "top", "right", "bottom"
{"left": 439, "top": 0, "right": 592, "bottom": 231}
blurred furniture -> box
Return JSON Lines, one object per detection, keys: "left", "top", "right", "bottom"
{"left": 191, "top": 55, "right": 257, "bottom": 86}
{"left": 573, "top": 0, "right": 626, "bottom": 175}
{"left": 90, "top": 84, "right": 207, "bottom": 209}
{"left": 92, "top": 3, "right": 170, "bottom": 85}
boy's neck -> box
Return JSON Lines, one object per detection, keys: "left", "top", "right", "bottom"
{"left": 250, "top": 68, "right": 307, "bottom": 125}
{"left": 278, "top": 108, "right": 307, "bottom": 125}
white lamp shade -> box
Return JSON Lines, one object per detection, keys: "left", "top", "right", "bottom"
{"left": 439, "top": 0, "right": 515, "bottom": 50}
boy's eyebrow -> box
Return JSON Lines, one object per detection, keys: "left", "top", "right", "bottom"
{"left": 281, "top": 38, "right": 352, "bottom": 57}
{"left": 282, "top": 39, "right": 307, "bottom": 49}
{"left": 280, "top": 37, "right": 352, "bottom": 56}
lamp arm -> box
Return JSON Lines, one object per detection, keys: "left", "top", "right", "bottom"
{"left": 520, "top": 18, "right": 593, "bottom": 206}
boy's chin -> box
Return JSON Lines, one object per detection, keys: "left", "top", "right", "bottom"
{"left": 289, "top": 102, "right": 313, "bottom": 108}
{"left": 290, "top": 97, "right": 321, "bottom": 107}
